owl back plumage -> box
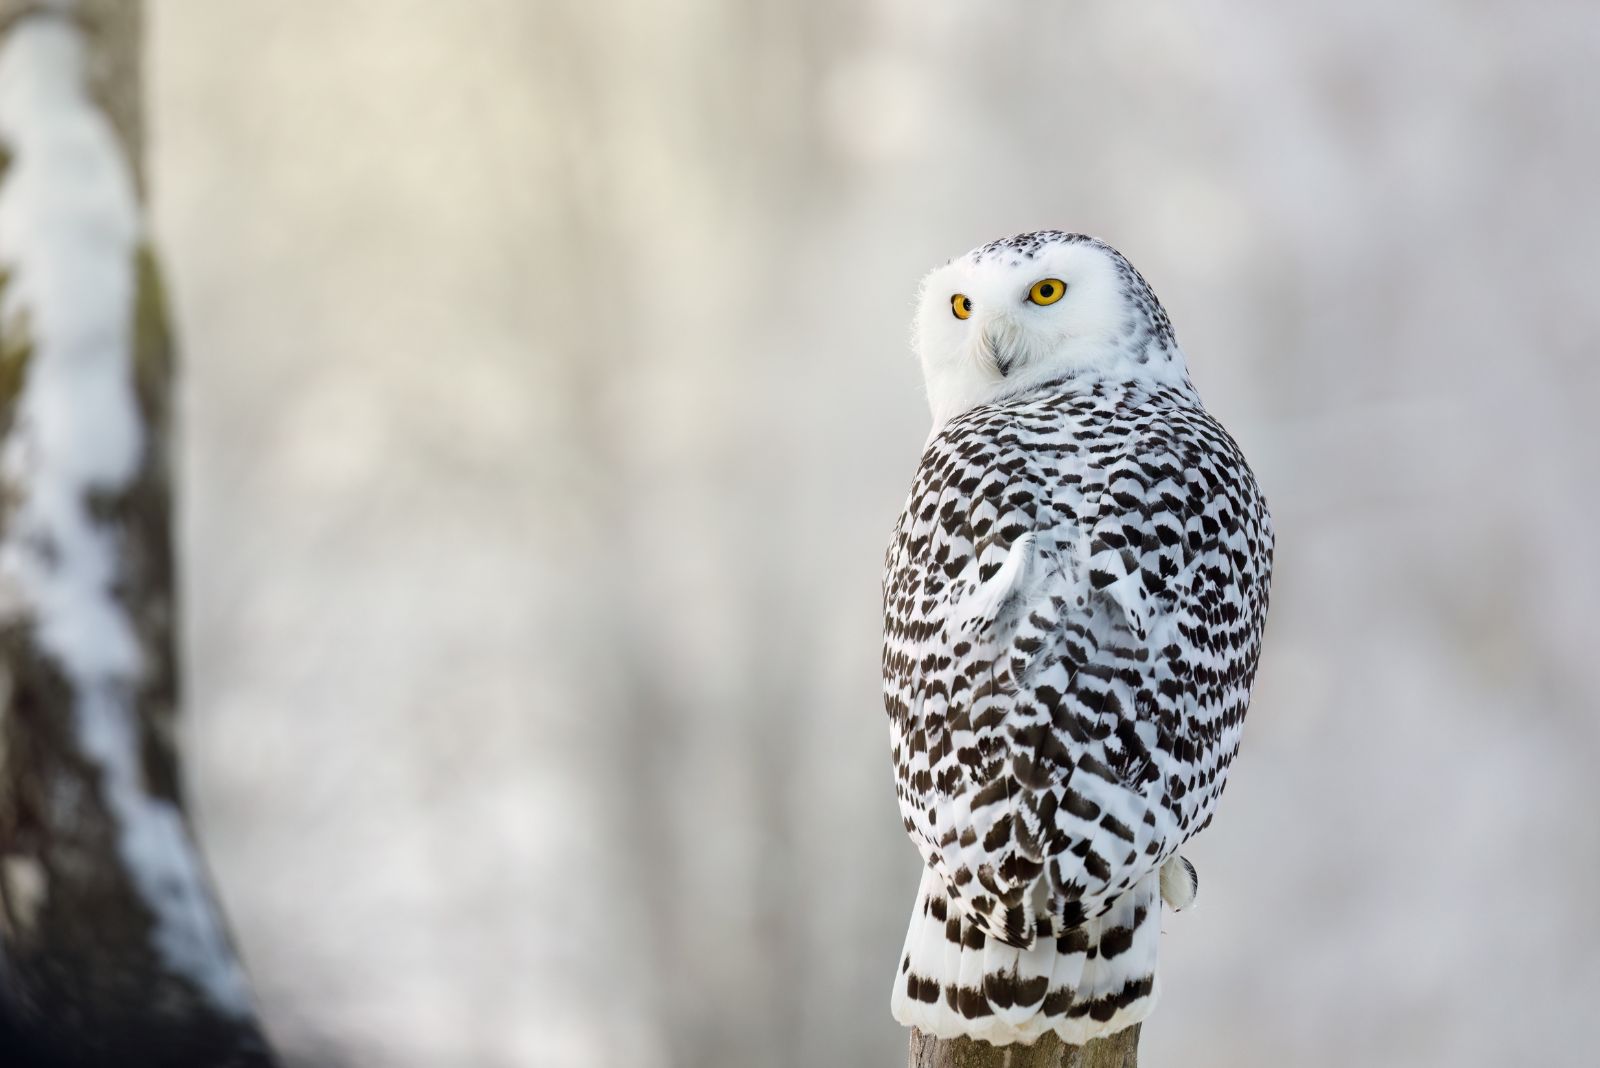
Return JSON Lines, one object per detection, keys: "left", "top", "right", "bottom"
{"left": 883, "top": 373, "right": 1272, "bottom": 1044}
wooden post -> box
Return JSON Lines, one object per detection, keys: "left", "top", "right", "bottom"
{"left": 910, "top": 1025, "right": 1140, "bottom": 1068}
{"left": 0, "top": 1, "right": 275, "bottom": 1063}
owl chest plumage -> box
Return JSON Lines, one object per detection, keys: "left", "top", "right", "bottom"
{"left": 883, "top": 376, "right": 1272, "bottom": 947}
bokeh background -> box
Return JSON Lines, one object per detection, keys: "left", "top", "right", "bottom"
{"left": 145, "top": 2, "right": 1599, "bottom": 1066}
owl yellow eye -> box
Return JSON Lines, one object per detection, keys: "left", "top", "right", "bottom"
{"left": 950, "top": 294, "right": 973, "bottom": 320}
{"left": 1028, "top": 278, "right": 1066, "bottom": 306}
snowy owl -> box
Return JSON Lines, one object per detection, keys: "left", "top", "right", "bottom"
{"left": 883, "top": 231, "right": 1273, "bottom": 1045}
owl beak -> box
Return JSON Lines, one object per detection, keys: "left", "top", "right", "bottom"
{"left": 981, "top": 317, "right": 1020, "bottom": 377}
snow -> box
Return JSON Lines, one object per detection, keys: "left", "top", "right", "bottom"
{"left": 0, "top": 16, "right": 251, "bottom": 1015}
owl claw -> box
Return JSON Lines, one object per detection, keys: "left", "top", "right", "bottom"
{"left": 1159, "top": 855, "right": 1198, "bottom": 911}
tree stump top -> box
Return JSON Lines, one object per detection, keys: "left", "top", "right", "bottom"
{"left": 910, "top": 1026, "right": 1140, "bottom": 1068}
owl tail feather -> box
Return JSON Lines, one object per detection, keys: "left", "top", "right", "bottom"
{"left": 890, "top": 866, "right": 1160, "bottom": 1046}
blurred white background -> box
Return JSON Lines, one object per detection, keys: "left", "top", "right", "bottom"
{"left": 147, "top": 2, "right": 1600, "bottom": 1066}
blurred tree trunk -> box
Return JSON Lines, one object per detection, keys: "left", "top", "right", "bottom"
{"left": 0, "top": 1, "right": 273, "bottom": 1064}
{"left": 911, "top": 1026, "right": 1139, "bottom": 1068}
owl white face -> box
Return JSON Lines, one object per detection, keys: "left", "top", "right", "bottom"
{"left": 913, "top": 233, "right": 1188, "bottom": 427}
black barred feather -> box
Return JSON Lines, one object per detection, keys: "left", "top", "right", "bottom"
{"left": 885, "top": 351, "right": 1272, "bottom": 1043}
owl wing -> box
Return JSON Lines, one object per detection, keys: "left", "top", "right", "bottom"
{"left": 888, "top": 409, "right": 1271, "bottom": 949}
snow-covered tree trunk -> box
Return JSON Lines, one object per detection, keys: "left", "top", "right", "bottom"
{"left": 0, "top": 1, "right": 273, "bottom": 1063}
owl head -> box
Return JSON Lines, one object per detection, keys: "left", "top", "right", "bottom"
{"left": 913, "top": 232, "right": 1191, "bottom": 426}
